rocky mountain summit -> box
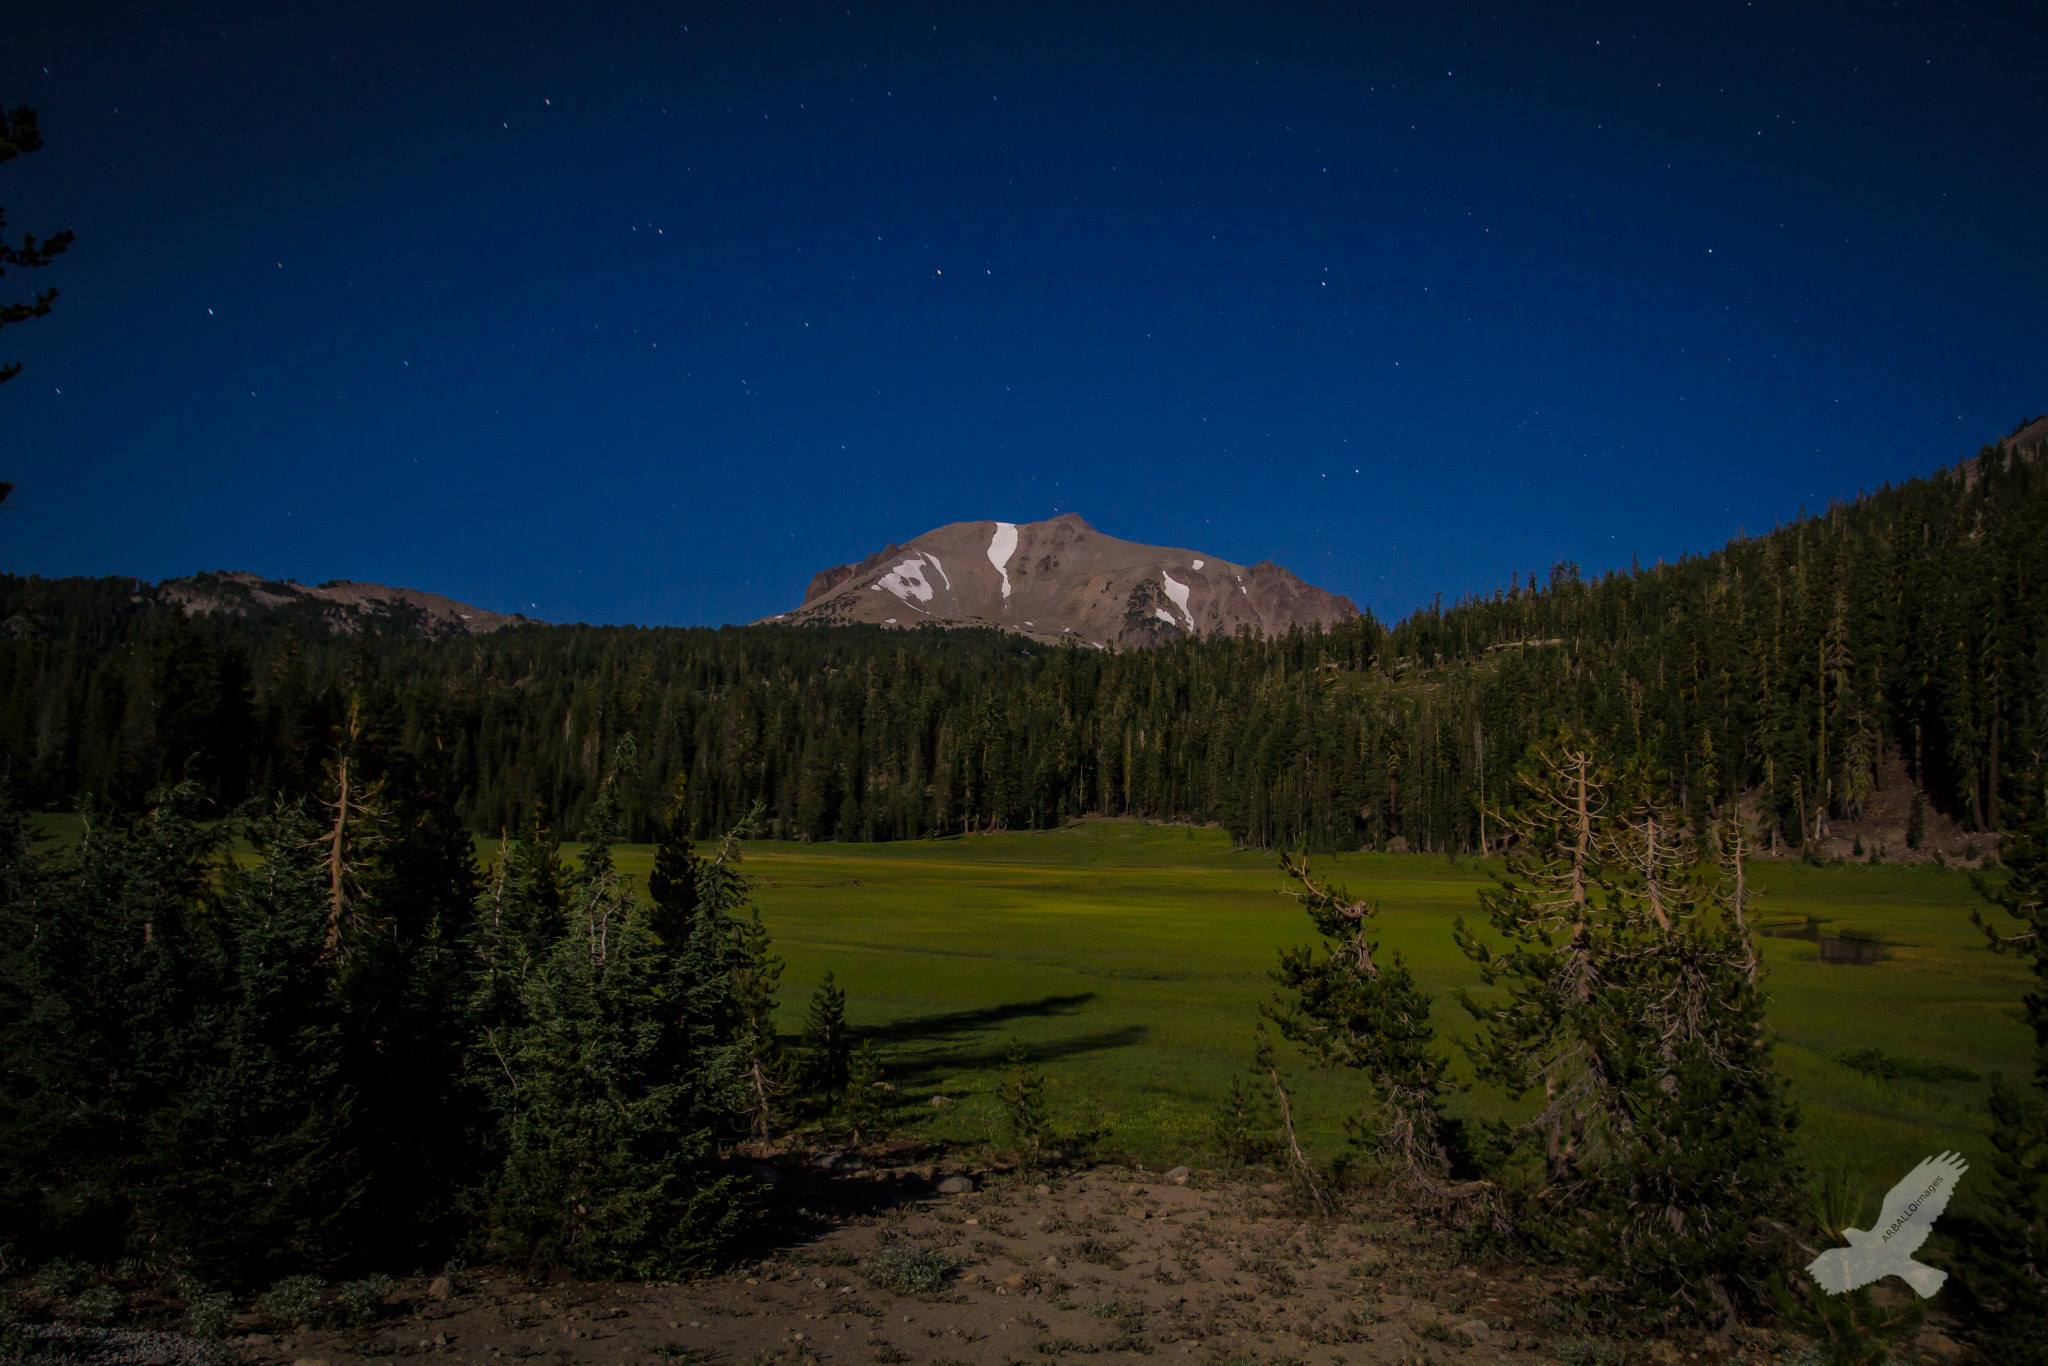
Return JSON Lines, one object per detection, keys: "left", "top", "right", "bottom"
{"left": 767, "top": 513, "right": 1358, "bottom": 648}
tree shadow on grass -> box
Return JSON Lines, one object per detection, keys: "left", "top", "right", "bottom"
{"left": 856, "top": 992, "right": 1099, "bottom": 1046}
{"left": 857, "top": 991, "right": 1149, "bottom": 1116}
{"left": 882, "top": 1024, "right": 1151, "bottom": 1092}
{"left": 735, "top": 1000, "right": 1149, "bottom": 1262}
{"left": 854, "top": 991, "right": 1147, "bottom": 1091}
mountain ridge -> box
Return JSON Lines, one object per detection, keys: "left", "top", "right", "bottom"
{"left": 154, "top": 570, "right": 536, "bottom": 636}
{"left": 766, "top": 512, "right": 1359, "bottom": 648}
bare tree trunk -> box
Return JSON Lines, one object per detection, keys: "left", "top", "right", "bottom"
{"left": 323, "top": 703, "right": 365, "bottom": 958}
{"left": 749, "top": 1058, "right": 775, "bottom": 1141}
{"left": 1266, "top": 1062, "right": 1332, "bottom": 1215}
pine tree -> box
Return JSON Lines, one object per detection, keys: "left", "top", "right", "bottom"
{"left": 647, "top": 779, "right": 700, "bottom": 952}
{"left": 1958, "top": 777, "right": 2048, "bottom": 1361}
{"left": 0, "top": 789, "right": 366, "bottom": 1279}
{"left": 480, "top": 767, "right": 749, "bottom": 1275}
{"left": 1455, "top": 734, "right": 1802, "bottom": 1320}
{"left": 0, "top": 105, "right": 75, "bottom": 390}
{"left": 0, "top": 784, "right": 41, "bottom": 1242}
{"left": 838, "top": 1040, "right": 891, "bottom": 1146}
{"left": 1775, "top": 1171, "right": 1926, "bottom": 1366}
{"left": 728, "top": 907, "right": 785, "bottom": 1141}
{"left": 469, "top": 815, "right": 571, "bottom": 1085}
{"left": 150, "top": 799, "right": 366, "bottom": 1276}
{"left": 1212, "top": 1066, "right": 1278, "bottom": 1168}
{"left": 1268, "top": 853, "right": 1472, "bottom": 1205}
{"left": 323, "top": 693, "right": 482, "bottom": 1258}
{"left": 798, "top": 970, "right": 851, "bottom": 1101}
{"left": 999, "top": 1040, "right": 1051, "bottom": 1166}
{"left": 1573, "top": 801, "right": 1803, "bottom": 1319}
{"left": 1254, "top": 1025, "right": 1332, "bottom": 1213}
{"left": 1453, "top": 732, "right": 1614, "bottom": 1191}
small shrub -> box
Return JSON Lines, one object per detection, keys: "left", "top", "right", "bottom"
{"left": 1415, "top": 1318, "right": 1457, "bottom": 1344}
{"left": 1069, "top": 1236, "right": 1128, "bottom": 1270}
{"left": 999, "top": 1040, "right": 1051, "bottom": 1164}
{"left": 1773, "top": 1277, "right": 1920, "bottom": 1366}
{"left": 0, "top": 1293, "right": 28, "bottom": 1359}
{"left": 256, "top": 1274, "right": 328, "bottom": 1329}
{"left": 1554, "top": 1340, "right": 1628, "bottom": 1366}
{"left": 1084, "top": 1297, "right": 1143, "bottom": 1327}
{"left": 65, "top": 1285, "right": 123, "bottom": 1327}
{"left": 336, "top": 1274, "right": 393, "bottom": 1326}
{"left": 865, "top": 1243, "right": 954, "bottom": 1295}
{"left": 1771, "top": 1172, "right": 1922, "bottom": 1365}
{"left": 797, "top": 972, "right": 851, "bottom": 1100}
{"left": 33, "top": 1260, "right": 90, "bottom": 1299}
{"left": 184, "top": 1290, "right": 235, "bottom": 1340}
{"left": 838, "top": 1040, "right": 891, "bottom": 1145}
{"left": 1212, "top": 1071, "right": 1276, "bottom": 1167}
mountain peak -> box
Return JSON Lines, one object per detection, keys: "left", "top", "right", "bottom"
{"left": 768, "top": 516, "right": 1357, "bottom": 648}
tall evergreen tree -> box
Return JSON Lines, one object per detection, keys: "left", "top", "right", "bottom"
{"left": 0, "top": 789, "right": 368, "bottom": 1279}
{"left": 1959, "top": 776, "right": 2048, "bottom": 1362}
{"left": 647, "top": 779, "right": 701, "bottom": 952}
{"left": 1454, "top": 734, "right": 1802, "bottom": 1320}
{"left": 728, "top": 906, "right": 784, "bottom": 1141}
{"left": 1268, "top": 853, "right": 1472, "bottom": 1205}
{"left": 478, "top": 772, "right": 749, "bottom": 1275}
{"left": 1, "top": 105, "right": 74, "bottom": 391}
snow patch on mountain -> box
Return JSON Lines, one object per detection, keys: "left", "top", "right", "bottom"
{"left": 988, "top": 522, "right": 1018, "bottom": 600}
{"left": 874, "top": 557, "right": 935, "bottom": 608}
{"left": 1160, "top": 571, "right": 1193, "bottom": 626}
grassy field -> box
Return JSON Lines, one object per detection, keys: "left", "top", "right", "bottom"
{"left": 630, "top": 819, "right": 2027, "bottom": 1196}
{"left": 29, "top": 813, "right": 2028, "bottom": 1196}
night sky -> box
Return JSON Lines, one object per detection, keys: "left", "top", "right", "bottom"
{"left": 4, "top": 2, "right": 2044, "bottom": 627}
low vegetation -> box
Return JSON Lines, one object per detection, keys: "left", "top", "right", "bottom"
{"left": 863, "top": 1242, "right": 956, "bottom": 1295}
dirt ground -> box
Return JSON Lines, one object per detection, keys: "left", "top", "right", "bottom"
{"left": 234, "top": 1158, "right": 1852, "bottom": 1366}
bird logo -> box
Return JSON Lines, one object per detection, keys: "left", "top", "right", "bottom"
{"left": 1806, "top": 1151, "right": 1967, "bottom": 1298}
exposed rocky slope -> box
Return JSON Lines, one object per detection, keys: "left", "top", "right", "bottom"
{"left": 157, "top": 570, "right": 534, "bottom": 636}
{"left": 767, "top": 514, "right": 1359, "bottom": 648}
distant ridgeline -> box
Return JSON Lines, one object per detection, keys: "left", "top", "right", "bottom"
{"left": 3, "top": 420, "right": 2043, "bottom": 853}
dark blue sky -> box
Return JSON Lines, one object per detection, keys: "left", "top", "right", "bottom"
{"left": 4, "top": 2, "right": 2043, "bottom": 626}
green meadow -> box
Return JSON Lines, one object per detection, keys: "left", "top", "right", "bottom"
{"left": 636, "top": 819, "right": 2026, "bottom": 1195}
{"left": 29, "top": 813, "right": 2028, "bottom": 1195}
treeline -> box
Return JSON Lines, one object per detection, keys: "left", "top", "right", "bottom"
{"left": 2, "top": 434, "right": 2041, "bottom": 851}
{"left": 0, "top": 728, "right": 867, "bottom": 1290}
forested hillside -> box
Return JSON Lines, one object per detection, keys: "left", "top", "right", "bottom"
{"left": 4, "top": 427, "right": 2042, "bottom": 853}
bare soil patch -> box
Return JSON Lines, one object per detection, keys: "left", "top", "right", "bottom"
{"left": 241, "top": 1161, "right": 1827, "bottom": 1366}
